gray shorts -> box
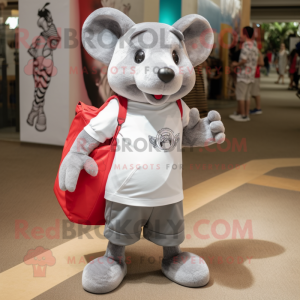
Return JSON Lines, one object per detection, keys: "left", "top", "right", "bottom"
{"left": 236, "top": 81, "right": 253, "bottom": 101}
{"left": 104, "top": 200, "right": 185, "bottom": 247}
{"left": 251, "top": 78, "right": 260, "bottom": 97}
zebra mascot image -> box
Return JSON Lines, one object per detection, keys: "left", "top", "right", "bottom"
{"left": 27, "top": 2, "right": 60, "bottom": 132}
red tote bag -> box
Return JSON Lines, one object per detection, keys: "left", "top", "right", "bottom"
{"left": 53, "top": 96, "right": 128, "bottom": 225}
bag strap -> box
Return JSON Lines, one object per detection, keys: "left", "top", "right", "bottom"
{"left": 104, "top": 95, "right": 128, "bottom": 125}
{"left": 176, "top": 99, "right": 183, "bottom": 119}
{"left": 109, "top": 95, "right": 128, "bottom": 149}
{"left": 116, "top": 95, "right": 128, "bottom": 125}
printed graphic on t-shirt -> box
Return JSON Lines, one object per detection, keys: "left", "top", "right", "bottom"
{"left": 148, "top": 128, "right": 180, "bottom": 152}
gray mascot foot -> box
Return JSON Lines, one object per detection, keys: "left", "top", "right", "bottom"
{"left": 162, "top": 246, "right": 209, "bottom": 287}
{"left": 82, "top": 242, "right": 127, "bottom": 294}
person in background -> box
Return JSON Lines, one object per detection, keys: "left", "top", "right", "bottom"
{"left": 182, "top": 64, "right": 208, "bottom": 118}
{"left": 231, "top": 39, "right": 243, "bottom": 63}
{"left": 297, "top": 65, "right": 300, "bottom": 99}
{"left": 275, "top": 43, "right": 288, "bottom": 84}
{"left": 264, "top": 53, "right": 270, "bottom": 76}
{"left": 296, "top": 42, "right": 300, "bottom": 99}
{"left": 227, "top": 39, "right": 243, "bottom": 99}
{"left": 209, "top": 58, "right": 223, "bottom": 100}
{"left": 229, "top": 26, "right": 258, "bottom": 122}
{"left": 294, "top": 53, "right": 300, "bottom": 91}
{"left": 273, "top": 51, "right": 278, "bottom": 69}
{"left": 288, "top": 49, "right": 298, "bottom": 90}
{"left": 202, "top": 60, "right": 209, "bottom": 98}
{"left": 250, "top": 50, "right": 264, "bottom": 115}
{"left": 266, "top": 50, "right": 273, "bottom": 67}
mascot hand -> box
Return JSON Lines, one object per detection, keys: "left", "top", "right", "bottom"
{"left": 59, "top": 152, "right": 98, "bottom": 192}
{"left": 182, "top": 109, "right": 225, "bottom": 147}
{"left": 59, "top": 130, "right": 100, "bottom": 192}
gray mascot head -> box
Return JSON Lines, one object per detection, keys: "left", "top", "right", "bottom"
{"left": 82, "top": 8, "right": 213, "bottom": 105}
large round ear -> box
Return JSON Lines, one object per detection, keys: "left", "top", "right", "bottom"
{"left": 173, "top": 14, "right": 214, "bottom": 67}
{"left": 82, "top": 7, "right": 135, "bottom": 65}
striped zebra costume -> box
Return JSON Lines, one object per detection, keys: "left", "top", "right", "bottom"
{"left": 27, "top": 11, "right": 60, "bottom": 131}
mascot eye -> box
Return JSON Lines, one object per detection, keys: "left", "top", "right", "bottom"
{"left": 172, "top": 50, "right": 179, "bottom": 65}
{"left": 135, "top": 50, "right": 145, "bottom": 64}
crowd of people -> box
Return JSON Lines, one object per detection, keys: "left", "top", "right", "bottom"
{"left": 189, "top": 27, "right": 264, "bottom": 122}
{"left": 183, "top": 27, "right": 300, "bottom": 121}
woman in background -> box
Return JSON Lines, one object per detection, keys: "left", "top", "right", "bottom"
{"left": 288, "top": 49, "right": 298, "bottom": 90}
{"left": 264, "top": 53, "right": 270, "bottom": 76}
{"left": 275, "top": 43, "right": 288, "bottom": 85}
{"left": 266, "top": 50, "right": 273, "bottom": 69}
{"left": 208, "top": 58, "right": 223, "bottom": 100}
{"left": 182, "top": 64, "right": 208, "bottom": 118}
{"left": 78, "top": 0, "right": 131, "bottom": 107}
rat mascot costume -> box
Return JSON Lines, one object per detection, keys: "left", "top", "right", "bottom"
{"left": 58, "top": 7, "right": 225, "bottom": 294}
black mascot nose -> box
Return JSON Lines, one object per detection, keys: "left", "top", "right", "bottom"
{"left": 158, "top": 67, "right": 175, "bottom": 83}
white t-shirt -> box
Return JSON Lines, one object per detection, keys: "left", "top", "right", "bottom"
{"left": 237, "top": 41, "right": 258, "bottom": 84}
{"left": 84, "top": 99, "right": 190, "bottom": 207}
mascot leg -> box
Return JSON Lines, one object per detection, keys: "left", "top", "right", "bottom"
{"left": 162, "top": 245, "right": 210, "bottom": 287}
{"left": 82, "top": 241, "right": 127, "bottom": 294}
{"left": 143, "top": 201, "right": 210, "bottom": 287}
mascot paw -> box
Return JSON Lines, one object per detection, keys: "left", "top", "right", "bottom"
{"left": 82, "top": 256, "right": 127, "bottom": 294}
{"left": 162, "top": 252, "right": 209, "bottom": 287}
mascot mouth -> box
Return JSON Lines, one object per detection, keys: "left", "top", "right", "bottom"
{"left": 153, "top": 94, "right": 163, "bottom": 100}
{"left": 143, "top": 92, "right": 170, "bottom": 105}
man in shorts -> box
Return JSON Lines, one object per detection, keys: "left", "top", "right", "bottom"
{"left": 230, "top": 26, "right": 258, "bottom": 122}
